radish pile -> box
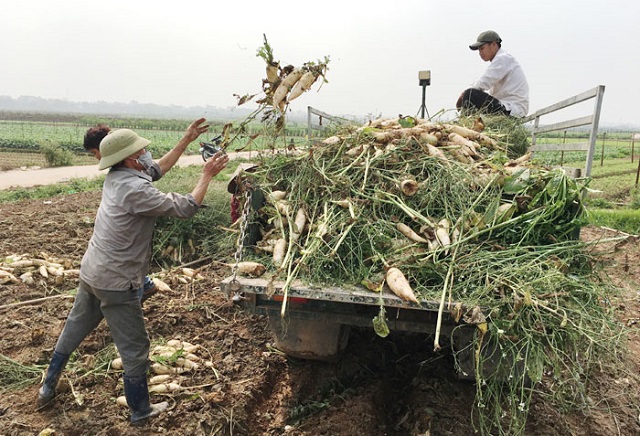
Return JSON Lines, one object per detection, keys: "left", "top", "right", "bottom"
{"left": 113, "top": 338, "right": 215, "bottom": 407}
{"left": 239, "top": 116, "right": 587, "bottom": 303}
{"left": 231, "top": 115, "right": 624, "bottom": 434}
{"left": 1, "top": 253, "right": 77, "bottom": 286}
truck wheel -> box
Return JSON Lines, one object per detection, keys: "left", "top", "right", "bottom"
{"left": 267, "top": 314, "right": 350, "bottom": 362}
{"left": 452, "top": 325, "right": 528, "bottom": 382}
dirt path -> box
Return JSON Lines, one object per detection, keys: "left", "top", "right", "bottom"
{"left": 0, "top": 152, "right": 260, "bottom": 190}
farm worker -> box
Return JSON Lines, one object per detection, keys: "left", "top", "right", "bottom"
{"left": 36, "top": 125, "right": 229, "bottom": 424}
{"left": 456, "top": 30, "right": 529, "bottom": 118}
{"left": 82, "top": 118, "right": 209, "bottom": 303}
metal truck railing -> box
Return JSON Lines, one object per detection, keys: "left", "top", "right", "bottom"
{"left": 522, "top": 85, "right": 605, "bottom": 177}
{"left": 306, "top": 106, "right": 351, "bottom": 145}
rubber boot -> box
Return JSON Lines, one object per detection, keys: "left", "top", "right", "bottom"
{"left": 141, "top": 276, "right": 157, "bottom": 304}
{"left": 123, "top": 375, "right": 169, "bottom": 424}
{"left": 36, "top": 351, "right": 70, "bottom": 409}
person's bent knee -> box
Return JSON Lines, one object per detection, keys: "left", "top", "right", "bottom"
{"left": 460, "top": 88, "right": 480, "bottom": 111}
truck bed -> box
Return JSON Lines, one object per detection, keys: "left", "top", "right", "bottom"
{"left": 220, "top": 276, "right": 469, "bottom": 334}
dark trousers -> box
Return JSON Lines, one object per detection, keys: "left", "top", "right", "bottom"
{"left": 457, "top": 88, "right": 510, "bottom": 115}
{"left": 54, "top": 279, "right": 150, "bottom": 377}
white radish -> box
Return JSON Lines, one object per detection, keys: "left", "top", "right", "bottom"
{"left": 399, "top": 179, "right": 419, "bottom": 197}
{"left": 448, "top": 133, "right": 479, "bottom": 158}
{"left": 151, "top": 363, "right": 189, "bottom": 375}
{"left": 266, "top": 63, "right": 279, "bottom": 84}
{"left": 175, "top": 358, "right": 200, "bottom": 370}
{"left": 272, "top": 69, "right": 304, "bottom": 112}
{"left": 165, "top": 340, "right": 200, "bottom": 353}
{"left": 435, "top": 220, "right": 451, "bottom": 253}
{"left": 419, "top": 132, "right": 438, "bottom": 145}
{"left": 234, "top": 261, "right": 267, "bottom": 277}
{"left": 269, "top": 190, "right": 288, "bottom": 202}
{"left": 184, "top": 352, "right": 202, "bottom": 362}
{"left": 273, "top": 238, "right": 287, "bottom": 267}
{"left": 293, "top": 207, "right": 307, "bottom": 234}
{"left": 116, "top": 396, "right": 128, "bottom": 407}
{"left": 149, "top": 382, "right": 182, "bottom": 393}
{"left": 5, "top": 260, "right": 34, "bottom": 268}
{"left": 425, "top": 143, "right": 449, "bottom": 164}
{"left": 386, "top": 268, "right": 419, "bottom": 304}
{"left": 345, "top": 144, "right": 364, "bottom": 156}
{"left": 20, "top": 272, "right": 34, "bottom": 285}
{"left": 275, "top": 200, "right": 290, "bottom": 216}
{"left": 322, "top": 136, "right": 341, "bottom": 146}
{"left": 396, "top": 222, "right": 428, "bottom": 244}
{"left": 180, "top": 341, "right": 200, "bottom": 353}
{"left": 111, "top": 358, "right": 123, "bottom": 370}
{"left": 149, "top": 374, "right": 172, "bottom": 385}
{"left": 181, "top": 267, "right": 196, "bottom": 277}
{"left": 444, "top": 123, "right": 481, "bottom": 140}
{"left": 165, "top": 340, "right": 183, "bottom": 349}
{"left": 287, "top": 71, "right": 317, "bottom": 102}
{"left": 38, "top": 265, "right": 49, "bottom": 278}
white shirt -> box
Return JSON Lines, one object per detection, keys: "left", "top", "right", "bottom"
{"left": 471, "top": 48, "right": 529, "bottom": 117}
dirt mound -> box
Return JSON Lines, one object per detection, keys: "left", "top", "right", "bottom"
{"left": 0, "top": 192, "right": 639, "bottom": 435}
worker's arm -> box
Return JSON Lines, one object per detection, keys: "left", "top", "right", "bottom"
{"left": 190, "top": 152, "right": 229, "bottom": 205}
{"left": 156, "top": 118, "right": 209, "bottom": 175}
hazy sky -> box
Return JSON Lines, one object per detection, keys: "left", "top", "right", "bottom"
{"left": 1, "top": 1, "right": 638, "bottom": 126}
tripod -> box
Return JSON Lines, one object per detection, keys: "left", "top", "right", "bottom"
{"left": 418, "top": 83, "right": 430, "bottom": 119}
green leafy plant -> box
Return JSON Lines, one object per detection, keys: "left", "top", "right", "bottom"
{"left": 40, "top": 140, "right": 75, "bottom": 167}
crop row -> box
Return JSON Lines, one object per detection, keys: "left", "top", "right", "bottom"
{"left": 0, "top": 120, "right": 311, "bottom": 154}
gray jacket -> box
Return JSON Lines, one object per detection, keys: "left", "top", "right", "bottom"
{"left": 79, "top": 167, "right": 200, "bottom": 291}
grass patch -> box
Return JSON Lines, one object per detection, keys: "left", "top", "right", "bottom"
{"left": 0, "top": 176, "right": 105, "bottom": 203}
{"left": 149, "top": 163, "right": 248, "bottom": 267}
{"left": 587, "top": 208, "right": 640, "bottom": 235}
{"left": 0, "top": 354, "right": 45, "bottom": 392}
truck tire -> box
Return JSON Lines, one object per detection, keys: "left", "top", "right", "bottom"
{"left": 452, "top": 325, "right": 527, "bottom": 383}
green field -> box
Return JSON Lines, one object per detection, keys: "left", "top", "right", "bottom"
{"left": 0, "top": 113, "right": 315, "bottom": 169}
{"left": 1, "top": 113, "right": 639, "bottom": 234}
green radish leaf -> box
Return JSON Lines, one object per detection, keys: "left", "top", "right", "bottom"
{"left": 373, "top": 306, "right": 389, "bottom": 338}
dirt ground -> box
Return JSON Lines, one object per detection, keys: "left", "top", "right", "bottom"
{"left": 0, "top": 191, "right": 639, "bottom": 436}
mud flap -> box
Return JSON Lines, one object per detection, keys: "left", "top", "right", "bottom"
{"left": 267, "top": 315, "right": 350, "bottom": 362}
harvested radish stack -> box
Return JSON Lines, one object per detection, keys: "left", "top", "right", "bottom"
{"left": 112, "top": 338, "right": 215, "bottom": 407}
{"left": 232, "top": 115, "right": 588, "bottom": 304}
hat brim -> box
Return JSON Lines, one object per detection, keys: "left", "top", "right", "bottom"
{"left": 469, "top": 41, "right": 485, "bottom": 50}
{"left": 98, "top": 136, "right": 151, "bottom": 170}
{"left": 227, "top": 164, "right": 257, "bottom": 194}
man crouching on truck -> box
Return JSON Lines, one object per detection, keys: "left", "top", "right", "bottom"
{"left": 36, "top": 126, "right": 229, "bottom": 424}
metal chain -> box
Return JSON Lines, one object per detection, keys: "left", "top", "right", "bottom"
{"left": 230, "top": 187, "right": 253, "bottom": 286}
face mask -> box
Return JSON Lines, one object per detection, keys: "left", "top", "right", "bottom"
{"left": 135, "top": 151, "right": 153, "bottom": 171}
